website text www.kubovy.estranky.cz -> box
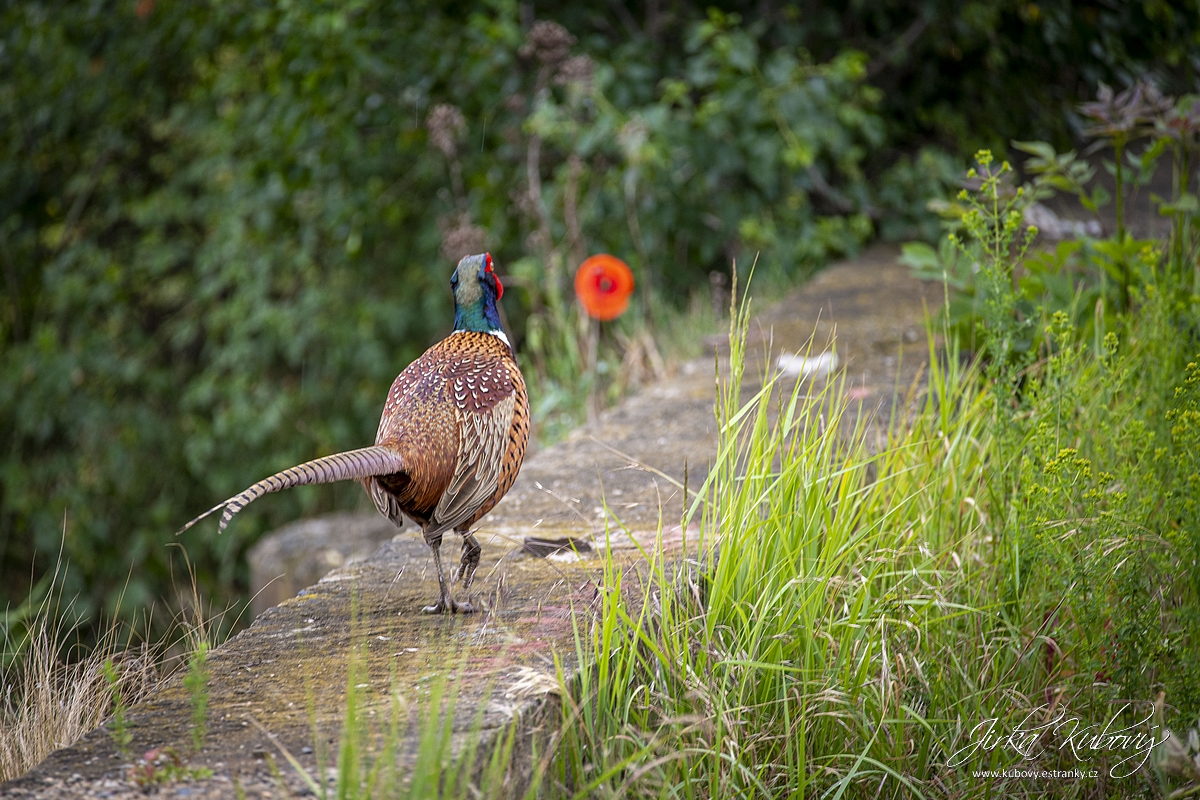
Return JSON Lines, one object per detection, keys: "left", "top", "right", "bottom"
{"left": 971, "top": 768, "right": 1099, "bottom": 780}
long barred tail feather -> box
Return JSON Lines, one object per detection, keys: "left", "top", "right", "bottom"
{"left": 177, "top": 446, "right": 406, "bottom": 535}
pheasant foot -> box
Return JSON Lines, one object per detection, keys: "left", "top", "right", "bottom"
{"left": 455, "top": 531, "right": 482, "bottom": 589}
{"left": 421, "top": 597, "right": 477, "bottom": 614}
{"left": 425, "top": 535, "right": 477, "bottom": 614}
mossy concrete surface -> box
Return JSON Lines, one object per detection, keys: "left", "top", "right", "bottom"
{"left": 6, "top": 245, "right": 939, "bottom": 798}
{"left": 6, "top": 535, "right": 602, "bottom": 799}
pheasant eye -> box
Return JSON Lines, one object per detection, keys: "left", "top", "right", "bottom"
{"left": 484, "top": 253, "right": 494, "bottom": 273}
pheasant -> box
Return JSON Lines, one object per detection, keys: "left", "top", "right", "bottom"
{"left": 179, "top": 253, "right": 529, "bottom": 614}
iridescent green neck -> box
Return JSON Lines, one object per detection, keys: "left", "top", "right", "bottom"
{"left": 453, "top": 301, "right": 497, "bottom": 333}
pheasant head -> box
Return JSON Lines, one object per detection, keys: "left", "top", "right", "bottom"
{"left": 451, "top": 253, "right": 505, "bottom": 338}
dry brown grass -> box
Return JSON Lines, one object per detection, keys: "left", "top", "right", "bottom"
{"left": 0, "top": 610, "right": 159, "bottom": 782}
{"left": 0, "top": 547, "right": 223, "bottom": 783}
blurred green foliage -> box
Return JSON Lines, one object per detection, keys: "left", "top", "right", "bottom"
{"left": 903, "top": 83, "right": 1200, "bottom": 363}
{"left": 1, "top": 0, "right": 1195, "bottom": 626}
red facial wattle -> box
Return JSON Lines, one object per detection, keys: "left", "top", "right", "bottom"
{"left": 484, "top": 252, "right": 503, "bottom": 300}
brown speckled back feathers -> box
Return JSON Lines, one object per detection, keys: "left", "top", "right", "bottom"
{"left": 369, "top": 331, "right": 528, "bottom": 534}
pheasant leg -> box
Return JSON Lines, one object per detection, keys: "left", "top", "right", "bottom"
{"left": 422, "top": 535, "right": 475, "bottom": 614}
{"left": 455, "top": 531, "right": 482, "bottom": 589}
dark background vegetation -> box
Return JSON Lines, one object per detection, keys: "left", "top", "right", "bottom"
{"left": 2, "top": 0, "right": 1196, "bottom": 630}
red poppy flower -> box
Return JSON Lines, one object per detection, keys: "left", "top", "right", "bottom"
{"left": 575, "top": 254, "right": 635, "bottom": 321}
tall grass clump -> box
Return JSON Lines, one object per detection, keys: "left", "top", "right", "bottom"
{"left": 549, "top": 282, "right": 1002, "bottom": 796}
{"left": 548, "top": 146, "right": 1200, "bottom": 796}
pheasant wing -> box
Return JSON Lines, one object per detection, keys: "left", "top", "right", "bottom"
{"left": 430, "top": 393, "right": 517, "bottom": 532}
{"left": 425, "top": 339, "right": 520, "bottom": 534}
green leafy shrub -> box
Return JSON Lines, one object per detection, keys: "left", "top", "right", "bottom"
{"left": 948, "top": 141, "right": 1200, "bottom": 774}
{"left": 2, "top": 0, "right": 1195, "bottom": 631}
{"left": 904, "top": 83, "right": 1200, "bottom": 368}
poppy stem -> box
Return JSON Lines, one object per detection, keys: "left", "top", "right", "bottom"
{"left": 586, "top": 316, "right": 600, "bottom": 424}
